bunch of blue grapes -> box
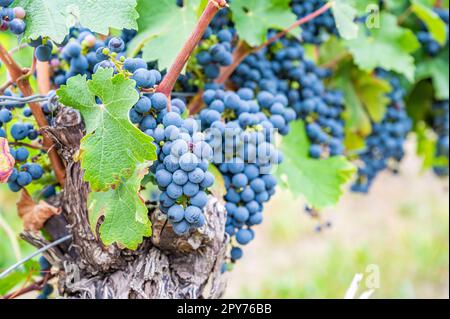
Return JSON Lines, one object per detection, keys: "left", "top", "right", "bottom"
{"left": 200, "top": 88, "right": 282, "bottom": 263}
{"left": 290, "top": 0, "right": 338, "bottom": 44}
{"left": 138, "top": 97, "right": 215, "bottom": 235}
{"left": 210, "top": 0, "right": 233, "bottom": 31}
{"left": 231, "top": 35, "right": 345, "bottom": 158}
{"left": 231, "top": 50, "right": 279, "bottom": 92}
{"left": 47, "top": 31, "right": 129, "bottom": 86}
{"left": 417, "top": 8, "right": 449, "bottom": 56}
{"left": 351, "top": 71, "right": 412, "bottom": 193}
{"left": 118, "top": 57, "right": 216, "bottom": 235}
{"left": 432, "top": 100, "right": 449, "bottom": 177}
{"left": 151, "top": 117, "right": 215, "bottom": 235}
{"left": 269, "top": 36, "right": 345, "bottom": 157}
{"left": 37, "top": 256, "right": 54, "bottom": 299}
{"left": 196, "top": 28, "right": 234, "bottom": 80}
{"left": 0, "top": 0, "right": 26, "bottom": 35}
{"left": 0, "top": 90, "right": 46, "bottom": 193}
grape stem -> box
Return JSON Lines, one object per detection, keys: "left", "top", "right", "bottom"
{"left": 0, "top": 79, "right": 13, "bottom": 94}
{"left": 319, "top": 51, "right": 351, "bottom": 69}
{"left": 8, "top": 43, "right": 28, "bottom": 55}
{"left": 9, "top": 141, "right": 46, "bottom": 150}
{"left": 36, "top": 60, "right": 52, "bottom": 94}
{"left": 0, "top": 43, "right": 66, "bottom": 186}
{"left": 2, "top": 274, "right": 53, "bottom": 299}
{"left": 156, "top": 0, "right": 229, "bottom": 107}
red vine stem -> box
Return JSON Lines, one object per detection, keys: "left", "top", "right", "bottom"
{"left": 0, "top": 79, "right": 13, "bottom": 94}
{"left": 36, "top": 61, "right": 52, "bottom": 94}
{"left": 156, "top": 0, "right": 229, "bottom": 103}
{"left": 2, "top": 274, "right": 53, "bottom": 299}
{"left": 0, "top": 43, "right": 66, "bottom": 186}
{"left": 256, "top": 1, "right": 334, "bottom": 52}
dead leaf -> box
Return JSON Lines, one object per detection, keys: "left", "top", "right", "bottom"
{"left": 17, "top": 189, "right": 61, "bottom": 232}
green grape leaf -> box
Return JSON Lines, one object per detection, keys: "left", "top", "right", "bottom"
{"left": 332, "top": 0, "right": 359, "bottom": 40}
{"left": 330, "top": 61, "right": 391, "bottom": 151}
{"left": 277, "top": 120, "right": 356, "bottom": 210}
{"left": 88, "top": 164, "right": 152, "bottom": 250}
{"left": 352, "top": 70, "right": 392, "bottom": 122}
{"left": 230, "top": 0, "right": 299, "bottom": 47}
{"left": 406, "top": 79, "right": 434, "bottom": 125}
{"left": 14, "top": 0, "right": 138, "bottom": 43}
{"left": 127, "top": 0, "right": 201, "bottom": 71}
{"left": 57, "top": 68, "right": 157, "bottom": 191}
{"left": 0, "top": 260, "right": 39, "bottom": 295}
{"left": 411, "top": 0, "right": 448, "bottom": 45}
{"left": 345, "top": 13, "right": 420, "bottom": 82}
{"left": 416, "top": 48, "right": 449, "bottom": 100}
{"left": 318, "top": 36, "right": 349, "bottom": 65}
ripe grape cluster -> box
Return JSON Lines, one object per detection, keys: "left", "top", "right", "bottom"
{"left": 0, "top": 90, "right": 47, "bottom": 193}
{"left": 142, "top": 98, "right": 215, "bottom": 235}
{"left": 47, "top": 30, "right": 128, "bottom": 85}
{"left": 200, "top": 88, "right": 282, "bottom": 261}
{"left": 417, "top": 8, "right": 449, "bottom": 56}
{"left": 432, "top": 100, "right": 449, "bottom": 177}
{"left": 232, "top": 35, "right": 345, "bottom": 158}
{"left": 109, "top": 54, "right": 217, "bottom": 235}
{"left": 267, "top": 36, "right": 345, "bottom": 157}
{"left": 0, "top": 0, "right": 26, "bottom": 35}
{"left": 290, "top": 0, "right": 338, "bottom": 44}
{"left": 352, "top": 71, "right": 412, "bottom": 193}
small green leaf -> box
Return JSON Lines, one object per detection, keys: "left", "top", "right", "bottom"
{"left": 128, "top": 0, "right": 201, "bottom": 71}
{"left": 57, "top": 68, "right": 157, "bottom": 191}
{"left": 14, "top": 0, "right": 138, "bottom": 43}
{"left": 332, "top": 0, "right": 359, "bottom": 40}
{"left": 345, "top": 13, "right": 421, "bottom": 82}
{"left": 230, "top": 0, "right": 299, "bottom": 47}
{"left": 89, "top": 164, "right": 152, "bottom": 250}
{"left": 411, "top": 0, "right": 448, "bottom": 45}
{"left": 277, "top": 121, "right": 356, "bottom": 209}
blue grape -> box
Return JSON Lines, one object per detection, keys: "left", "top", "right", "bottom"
{"left": 17, "top": 171, "right": 32, "bottom": 187}
{"left": 230, "top": 247, "right": 243, "bottom": 260}
{"left": 35, "top": 43, "right": 53, "bottom": 62}
{"left": 0, "top": 109, "right": 13, "bottom": 123}
{"left": 236, "top": 229, "right": 253, "bottom": 245}
{"left": 168, "top": 205, "right": 185, "bottom": 223}
{"left": 172, "top": 220, "right": 190, "bottom": 235}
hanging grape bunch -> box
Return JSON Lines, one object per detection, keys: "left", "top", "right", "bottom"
{"left": 0, "top": 0, "right": 26, "bottom": 35}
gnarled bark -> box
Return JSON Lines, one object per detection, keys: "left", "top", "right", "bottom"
{"left": 23, "top": 107, "right": 229, "bottom": 299}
